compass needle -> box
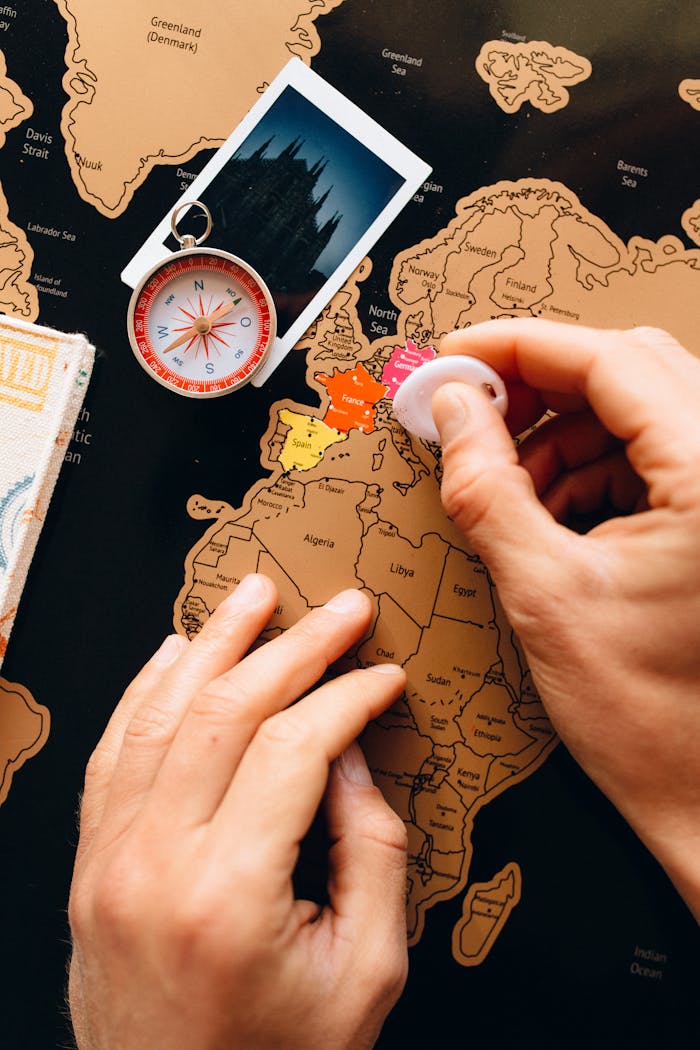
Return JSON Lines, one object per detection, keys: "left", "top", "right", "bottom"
{"left": 163, "top": 326, "right": 198, "bottom": 353}
{"left": 207, "top": 301, "right": 235, "bottom": 323}
{"left": 127, "top": 201, "right": 276, "bottom": 397}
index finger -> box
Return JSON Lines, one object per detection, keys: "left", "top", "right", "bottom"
{"left": 439, "top": 320, "right": 700, "bottom": 445}
{"left": 209, "top": 664, "right": 406, "bottom": 890}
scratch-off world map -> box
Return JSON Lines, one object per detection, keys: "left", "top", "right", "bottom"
{"left": 174, "top": 176, "right": 700, "bottom": 963}
{"left": 1, "top": 2, "right": 699, "bottom": 1047}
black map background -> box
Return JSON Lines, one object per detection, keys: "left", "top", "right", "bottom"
{"left": 1, "top": 1, "right": 699, "bottom": 1047}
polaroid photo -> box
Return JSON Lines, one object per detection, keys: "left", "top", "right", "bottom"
{"left": 121, "top": 57, "right": 431, "bottom": 385}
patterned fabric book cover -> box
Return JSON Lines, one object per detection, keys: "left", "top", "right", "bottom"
{"left": 0, "top": 315, "right": 94, "bottom": 665}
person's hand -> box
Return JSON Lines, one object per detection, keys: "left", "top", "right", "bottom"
{"left": 68, "top": 575, "right": 408, "bottom": 1049}
{"left": 432, "top": 320, "right": 700, "bottom": 920}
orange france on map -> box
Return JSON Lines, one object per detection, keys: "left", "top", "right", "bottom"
{"left": 315, "top": 362, "right": 387, "bottom": 433}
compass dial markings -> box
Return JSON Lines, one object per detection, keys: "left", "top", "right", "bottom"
{"left": 129, "top": 250, "right": 275, "bottom": 397}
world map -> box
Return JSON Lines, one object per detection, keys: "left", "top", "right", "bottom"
{"left": 1, "top": 2, "right": 699, "bottom": 1044}
{"left": 174, "top": 177, "right": 700, "bottom": 960}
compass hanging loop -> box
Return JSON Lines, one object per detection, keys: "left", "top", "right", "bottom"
{"left": 170, "top": 200, "right": 213, "bottom": 250}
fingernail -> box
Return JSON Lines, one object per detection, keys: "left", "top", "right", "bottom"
{"left": 337, "top": 740, "right": 374, "bottom": 786}
{"left": 152, "top": 633, "right": 186, "bottom": 667}
{"left": 324, "top": 588, "right": 367, "bottom": 614}
{"left": 221, "top": 573, "right": 269, "bottom": 609}
{"left": 367, "top": 662, "right": 403, "bottom": 675}
{"left": 432, "top": 384, "right": 470, "bottom": 446}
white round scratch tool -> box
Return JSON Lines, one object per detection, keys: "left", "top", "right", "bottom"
{"left": 393, "top": 355, "right": 508, "bottom": 442}
{"left": 127, "top": 201, "right": 276, "bottom": 397}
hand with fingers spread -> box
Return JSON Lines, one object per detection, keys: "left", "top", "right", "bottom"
{"left": 68, "top": 576, "right": 408, "bottom": 1050}
{"left": 433, "top": 320, "right": 700, "bottom": 921}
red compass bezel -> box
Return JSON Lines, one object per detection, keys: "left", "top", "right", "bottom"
{"left": 127, "top": 248, "right": 276, "bottom": 398}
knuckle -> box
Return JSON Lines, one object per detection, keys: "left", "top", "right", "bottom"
{"left": 285, "top": 615, "right": 329, "bottom": 660}
{"left": 90, "top": 858, "right": 141, "bottom": 929}
{"left": 624, "top": 325, "right": 680, "bottom": 352}
{"left": 439, "top": 456, "right": 509, "bottom": 537}
{"left": 122, "top": 701, "right": 176, "bottom": 747}
{"left": 165, "top": 884, "right": 266, "bottom": 977}
{"left": 67, "top": 881, "right": 92, "bottom": 941}
{"left": 621, "top": 326, "right": 692, "bottom": 372}
{"left": 439, "top": 461, "right": 475, "bottom": 525}
{"left": 361, "top": 795, "right": 409, "bottom": 854}
{"left": 188, "top": 678, "right": 255, "bottom": 728}
{"left": 380, "top": 803, "right": 409, "bottom": 853}
{"left": 168, "top": 889, "right": 220, "bottom": 951}
{"left": 70, "top": 853, "right": 144, "bottom": 942}
{"left": 204, "top": 601, "right": 253, "bottom": 641}
{"left": 365, "top": 944, "right": 408, "bottom": 1008}
{"left": 256, "top": 708, "right": 314, "bottom": 752}
{"left": 384, "top": 951, "right": 409, "bottom": 1001}
{"left": 82, "top": 744, "right": 115, "bottom": 793}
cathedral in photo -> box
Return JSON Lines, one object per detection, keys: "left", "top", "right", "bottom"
{"left": 205, "top": 136, "right": 342, "bottom": 295}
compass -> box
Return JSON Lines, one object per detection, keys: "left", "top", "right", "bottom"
{"left": 126, "top": 201, "right": 276, "bottom": 397}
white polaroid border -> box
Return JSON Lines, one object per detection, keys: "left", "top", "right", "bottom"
{"left": 121, "top": 57, "right": 431, "bottom": 386}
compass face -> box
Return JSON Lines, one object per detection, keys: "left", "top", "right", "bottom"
{"left": 127, "top": 248, "right": 275, "bottom": 397}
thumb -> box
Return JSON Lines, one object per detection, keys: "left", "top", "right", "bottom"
{"left": 325, "top": 743, "right": 408, "bottom": 977}
{"left": 431, "top": 382, "right": 570, "bottom": 583}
